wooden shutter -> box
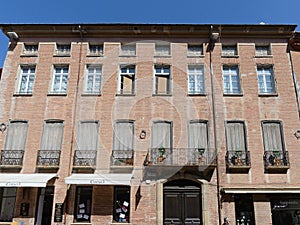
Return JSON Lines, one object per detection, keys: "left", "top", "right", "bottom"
{"left": 77, "top": 121, "right": 99, "bottom": 151}
{"left": 152, "top": 122, "right": 172, "bottom": 148}
{"left": 5, "top": 121, "right": 28, "bottom": 150}
{"left": 113, "top": 121, "right": 134, "bottom": 150}
{"left": 226, "top": 122, "right": 245, "bottom": 151}
{"left": 262, "top": 122, "right": 283, "bottom": 151}
{"left": 40, "top": 121, "right": 64, "bottom": 150}
{"left": 189, "top": 122, "right": 208, "bottom": 149}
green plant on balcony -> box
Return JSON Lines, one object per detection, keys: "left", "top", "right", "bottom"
{"left": 157, "top": 146, "right": 166, "bottom": 163}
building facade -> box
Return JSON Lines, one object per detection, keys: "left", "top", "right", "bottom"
{"left": 0, "top": 24, "right": 299, "bottom": 225}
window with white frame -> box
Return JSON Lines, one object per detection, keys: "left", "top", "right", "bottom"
{"left": 255, "top": 44, "right": 271, "bottom": 56}
{"left": 154, "top": 65, "right": 171, "bottom": 95}
{"left": 88, "top": 43, "right": 103, "bottom": 56}
{"left": 222, "top": 45, "right": 238, "bottom": 57}
{"left": 120, "top": 43, "right": 136, "bottom": 56}
{"left": 55, "top": 44, "right": 71, "bottom": 55}
{"left": 118, "top": 65, "right": 135, "bottom": 95}
{"left": 187, "top": 44, "right": 203, "bottom": 56}
{"left": 223, "top": 65, "right": 241, "bottom": 94}
{"left": 51, "top": 66, "right": 69, "bottom": 94}
{"left": 262, "top": 121, "right": 284, "bottom": 152}
{"left": 40, "top": 120, "right": 64, "bottom": 151}
{"left": 225, "top": 121, "right": 246, "bottom": 152}
{"left": 84, "top": 65, "right": 102, "bottom": 94}
{"left": 155, "top": 43, "right": 170, "bottom": 56}
{"left": 189, "top": 120, "right": 208, "bottom": 150}
{"left": 113, "top": 121, "right": 134, "bottom": 151}
{"left": 188, "top": 65, "right": 205, "bottom": 94}
{"left": 257, "top": 65, "right": 275, "bottom": 94}
{"left": 17, "top": 65, "right": 36, "bottom": 94}
{"left": 23, "top": 44, "right": 38, "bottom": 55}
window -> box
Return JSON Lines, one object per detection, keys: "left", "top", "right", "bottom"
{"left": 120, "top": 43, "right": 136, "bottom": 56}
{"left": 155, "top": 43, "right": 170, "bottom": 56}
{"left": 255, "top": 44, "right": 271, "bottom": 56}
{"left": 222, "top": 45, "right": 238, "bottom": 57}
{"left": 225, "top": 121, "right": 246, "bottom": 152}
{"left": 88, "top": 43, "right": 103, "bottom": 56}
{"left": 188, "top": 121, "right": 208, "bottom": 150}
{"left": 188, "top": 65, "right": 205, "bottom": 94}
{"left": 0, "top": 188, "right": 17, "bottom": 221}
{"left": 23, "top": 44, "right": 38, "bottom": 55}
{"left": 262, "top": 121, "right": 284, "bottom": 152}
{"left": 55, "top": 44, "right": 71, "bottom": 55}
{"left": 152, "top": 121, "right": 172, "bottom": 149}
{"left": 118, "top": 66, "right": 135, "bottom": 95}
{"left": 113, "top": 186, "right": 130, "bottom": 223}
{"left": 5, "top": 121, "right": 28, "bottom": 151}
{"left": 257, "top": 65, "right": 275, "bottom": 94}
{"left": 154, "top": 65, "right": 171, "bottom": 95}
{"left": 223, "top": 65, "right": 241, "bottom": 94}
{"left": 84, "top": 65, "right": 102, "bottom": 94}
{"left": 16, "top": 66, "right": 36, "bottom": 94}
{"left": 50, "top": 66, "right": 69, "bottom": 94}
{"left": 187, "top": 44, "right": 203, "bottom": 56}
{"left": 74, "top": 186, "right": 92, "bottom": 222}
{"left": 40, "top": 120, "right": 64, "bottom": 150}
{"left": 113, "top": 121, "right": 134, "bottom": 165}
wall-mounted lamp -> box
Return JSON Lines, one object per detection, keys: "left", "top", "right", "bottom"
{"left": 294, "top": 129, "right": 300, "bottom": 139}
{"left": 0, "top": 123, "right": 7, "bottom": 133}
{"left": 139, "top": 130, "right": 146, "bottom": 139}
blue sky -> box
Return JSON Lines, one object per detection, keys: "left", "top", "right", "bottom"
{"left": 0, "top": 0, "right": 300, "bottom": 67}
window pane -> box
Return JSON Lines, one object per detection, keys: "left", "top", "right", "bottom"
{"left": 75, "top": 187, "right": 92, "bottom": 222}
{"left": 114, "top": 186, "right": 130, "bottom": 223}
{"left": 5, "top": 121, "right": 28, "bottom": 150}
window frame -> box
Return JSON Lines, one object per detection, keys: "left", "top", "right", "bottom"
{"left": 222, "top": 65, "right": 242, "bottom": 95}
{"left": 40, "top": 120, "right": 64, "bottom": 151}
{"left": 117, "top": 65, "right": 136, "bottom": 95}
{"left": 4, "top": 120, "right": 29, "bottom": 151}
{"left": 255, "top": 44, "right": 272, "bottom": 57}
{"left": 120, "top": 43, "right": 136, "bottom": 56}
{"left": 261, "top": 121, "right": 285, "bottom": 152}
{"left": 225, "top": 121, "right": 247, "bottom": 152}
{"left": 83, "top": 64, "right": 102, "bottom": 95}
{"left": 153, "top": 65, "right": 171, "bottom": 95}
{"left": 222, "top": 44, "right": 238, "bottom": 57}
{"left": 155, "top": 43, "right": 171, "bottom": 57}
{"left": 55, "top": 43, "right": 71, "bottom": 56}
{"left": 49, "top": 65, "right": 69, "bottom": 95}
{"left": 22, "top": 43, "right": 38, "bottom": 56}
{"left": 256, "top": 65, "right": 276, "bottom": 95}
{"left": 188, "top": 120, "right": 209, "bottom": 149}
{"left": 113, "top": 186, "right": 130, "bottom": 223}
{"left": 188, "top": 64, "right": 205, "bottom": 95}
{"left": 88, "top": 43, "right": 103, "bottom": 56}
{"left": 74, "top": 186, "right": 93, "bottom": 223}
{"left": 0, "top": 187, "right": 17, "bottom": 222}
{"left": 15, "top": 65, "right": 36, "bottom": 95}
{"left": 113, "top": 120, "right": 135, "bottom": 151}
{"left": 187, "top": 44, "right": 203, "bottom": 57}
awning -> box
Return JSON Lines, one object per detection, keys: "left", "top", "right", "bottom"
{"left": 222, "top": 187, "right": 300, "bottom": 194}
{"left": 0, "top": 173, "right": 57, "bottom": 187}
{"left": 65, "top": 173, "right": 133, "bottom": 186}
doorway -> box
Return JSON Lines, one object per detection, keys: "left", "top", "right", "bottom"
{"left": 35, "top": 186, "right": 54, "bottom": 225}
{"left": 163, "top": 179, "right": 202, "bottom": 225}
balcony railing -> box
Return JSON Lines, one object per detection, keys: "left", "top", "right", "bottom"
{"left": 73, "top": 150, "right": 97, "bottom": 167}
{"left": 226, "top": 150, "right": 251, "bottom": 169}
{"left": 111, "top": 149, "right": 134, "bottom": 166}
{"left": 264, "top": 150, "right": 289, "bottom": 170}
{"left": 144, "top": 148, "right": 216, "bottom": 166}
{"left": 37, "top": 150, "right": 61, "bottom": 167}
{"left": 0, "top": 150, "right": 24, "bottom": 166}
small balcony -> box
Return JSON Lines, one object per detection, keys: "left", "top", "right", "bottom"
{"left": 264, "top": 150, "right": 290, "bottom": 172}
{"left": 73, "top": 150, "right": 97, "bottom": 171}
{"left": 110, "top": 150, "right": 134, "bottom": 173}
{"left": 0, "top": 150, "right": 24, "bottom": 170}
{"left": 36, "top": 150, "right": 61, "bottom": 169}
{"left": 226, "top": 150, "right": 251, "bottom": 172}
{"left": 144, "top": 148, "right": 216, "bottom": 167}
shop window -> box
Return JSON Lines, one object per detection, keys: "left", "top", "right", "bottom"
{"left": 271, "top": 199, "right": 300, "bottom": 225}
{"left": 0, "top": 188, "right": 16, "bottom": 221}
{"left": 234, "top": 194, "right": 255, "bottom": 225}
{"left": 113, "top": 186, "right": 130, "bottom": 223}
{"left": 74, "top": 186, "right": 92, "bottom": 222}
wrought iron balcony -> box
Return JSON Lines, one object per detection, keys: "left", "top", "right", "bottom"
{"left": 0, "top": 150, "right": 24, "bottom": 166}
{"left": 264, "top": 150, "right": 290, "bottom": 170}
{"left": 226, "top": 150, "right": 251, "bottom": 169}
{"left": 73, "top": 150, "right": 97, "bottom": 168}
{"left": 144, "top": 148, "right": 216, "bottom": 167}
{"left": 37, "top": 150, "right": 61, "bottom": 167}
{"left": 111, "top": 149, "right": 134, "bottom": 166}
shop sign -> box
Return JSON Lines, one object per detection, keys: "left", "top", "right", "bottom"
{"left": 272, "top": 199, "right": 300, "bottom": 210}
{"left": 90, "top": 179, "right": 105, "bottom": 184}
{"left": 54, "top": 203, "right": 63, "bottom": 222}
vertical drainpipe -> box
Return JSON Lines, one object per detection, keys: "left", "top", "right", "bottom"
{"left": 208, "top": 26, "right": 222, "bottom": 225}
{"left": 288, "top": 41, "right": 300, "bottom": 119}
{"left": 68, "top": 25, "right": 84, "bottom": 176}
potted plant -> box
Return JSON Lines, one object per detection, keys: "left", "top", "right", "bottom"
{"left": 157, "top": 146, "right": 166, "bottom": 163}
{"left": 197, "top": 147, "right": 205, "bottom": 156}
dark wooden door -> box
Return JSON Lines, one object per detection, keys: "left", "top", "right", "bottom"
{"left": 164, "top": 180, "right": 201, "bottom": 225}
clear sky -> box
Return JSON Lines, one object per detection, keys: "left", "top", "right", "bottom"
{"left": 0, "top": 0, "right": 300, "bottom": 67}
